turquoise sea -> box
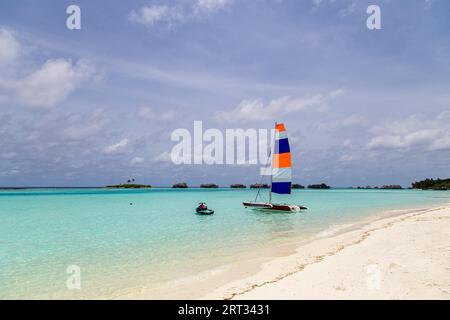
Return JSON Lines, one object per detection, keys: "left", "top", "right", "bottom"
{"left": 0, "top": 188, "right": 449, "bottom": 299}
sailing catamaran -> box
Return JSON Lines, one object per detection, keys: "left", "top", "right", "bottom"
{"left": 243, "top": 123, "right": 307, "bottom": 212}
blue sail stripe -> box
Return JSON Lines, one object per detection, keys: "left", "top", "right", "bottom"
{"left": 274, "top": 138, "right": 290, "bottom": 154}
{"left": 271, "top": 182, "right": 291, "bottom": 194}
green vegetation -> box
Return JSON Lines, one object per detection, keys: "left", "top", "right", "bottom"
{"left": 230, "top": 184, "right": 247, "bottom": 188}
{"left": 307, "top": 183, "right": 331, "bottom": 189}
{"left": 106, "top": 184, "right": 151, "bottom": 189}
{"left": 200, "top": 184, "right": 219, "bottom": 188}
{"left": 412, "top": 178, "right": 450, "bottom": 190}
{"left": 106, "top": 178, "right": 151, "bottom": 189}
{"left": 292, "top": 184, "right": 305, "bottom": 189}
{"left": 250, "top": 183, "right": 270, "bottom": 189}
{"left": 380, "top": 185, "right": 403, "bottom": 190}
{"left": 172, "top": 182, "right": 188, "bottom": 188}
{"left": 353, "top": 185, "right": 402, "bottom": 189}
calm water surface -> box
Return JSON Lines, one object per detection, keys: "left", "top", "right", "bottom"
{"left": 0, "top": 188, "right": 449, "bottom": 299}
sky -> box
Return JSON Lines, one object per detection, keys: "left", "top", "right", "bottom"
{"left": 0, "top": 0, "right": 449, "bottom": 187}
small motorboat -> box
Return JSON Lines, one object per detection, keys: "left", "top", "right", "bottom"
{"left": 196, "top": 203, "right": 214, "bottom": 215}
{"left": 196, "top": 208, "right": 214, "bottom": 215}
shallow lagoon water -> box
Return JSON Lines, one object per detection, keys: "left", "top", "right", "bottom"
{"left": 0, "top": 188, "right": 449, "bottom": 299}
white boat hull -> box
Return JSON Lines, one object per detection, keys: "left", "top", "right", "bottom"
{"left": 243, "top": 202, "right": 306, "bottom": 212}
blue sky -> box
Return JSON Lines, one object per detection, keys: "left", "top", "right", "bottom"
{"left": 0, "top": 0, "right": 449, "bottom": 187}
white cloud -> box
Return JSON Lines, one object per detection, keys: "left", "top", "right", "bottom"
{"left": 195, "top": 0, "right": 232, "bottom": 13}
{"left": 138, "top": 106, "right": 176, "bottom": 121}
{"left": 129, "top": 1, "right": 232, "bottom": 29}
{"left": 153, "top": 151, "right": 172, "bottom": 163}
{"left": 341, "top": 138, "right": 352, "bottom": 148}
{"left": 103, "top": 138, "right": 129, "bottom": 155}
{"left": 315, "top": 114, "right": 367, "bottom": 131}
{"left": 339, "top": 0, "right": 358, "bottom": 18}
{"left": 14, "top": 59, "right": 96, "bottom": 108}
{"left": 129, "top": 5, "right": 184, "bottom": 28}
{"left": 64, "top": 120, "right": 103, "bottom": 140}
{"left": 0, "top": 169, "right": 20, "bottom": 176}
{"left": 312, "top": 0, "right": 336, "bottom": 10}
{"left": 312, "top": 0, "right": 324, "bottom": 9}
{"left": 368, "top": 130, "right": 439, "bottom": 150}
{"left": 62, "top": 110, "right": 108, "bottom": 141}
{"left": 312, "top": 0, "right": 360, "bottom": 15}
{"left": 429, "top": 136, "right": 450, "bottom": 151}
{"left": 0, "top": 28, "right": 97, "bottom": 109}
{"left": 339, "top": 153, "right": 360, "bottom": 162}
{"left": 1, "top": 151, "right": 16, "bottom": 159}
{"left": 367, "top": 112, "right": 450, "bottom": 151}
{"left": 424, "top": 0, "right": 440, "bottom": 9}
{"left": 130, "top": 157, "right": 145, "bottom": 165}
{"left": 0, "top": 27, "right": 20, "bottom": 65}
{"left": 216, "top": 90, "right": 343, "bottom": 122}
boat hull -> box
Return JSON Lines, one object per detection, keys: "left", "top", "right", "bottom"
{"left": 196, "top": 209, "right": 214, "bottom": 215}
{"left": 243, "top": 202, "right": 307, "bottom": 212}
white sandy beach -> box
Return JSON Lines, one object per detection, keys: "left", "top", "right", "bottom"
{"left": 122, "top": 205, "right": 450, "bottom": 300}
{"left": 201, "top": 205, "right": 450, "bottom": 300}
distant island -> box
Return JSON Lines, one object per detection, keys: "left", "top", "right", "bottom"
{"left": 412, "top": 178, "right": 450, "bottom": 190}
{"left": 106, "top": 178, "right": 152, "bottom": 189}
{"left": 250, "top": 183, "right": 270, "bottom": 189}
{"left": 308, "top": 183, "right": 331, "bottom": 189}
{"left": 353, "top": 185, "right": 403, "bottom": 190}
{"left": 200, "top": 184, "right": 219, "bottom": 188}
{"left": 5, "top": 181, "right": 450, "bottom": 190}
{"left": 380, "top": 185, "right": 403, "bottom": 190}
{"left": 172, "top": 182, "right": 188, "bottom": 188}
{"left": 106, "top": 184, "right": 152, "bottom": 189}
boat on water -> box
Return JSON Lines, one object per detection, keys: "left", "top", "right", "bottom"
{"left": 243, "top": 122, "right": 307, "bottom": 213}
{"left": 196, "top": 202, "right": 214, "bottom": 215}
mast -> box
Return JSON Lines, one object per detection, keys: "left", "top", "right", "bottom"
{"left": 269, "top": 122, "right": 276, "bottom": 203}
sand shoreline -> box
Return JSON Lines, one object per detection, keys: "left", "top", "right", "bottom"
{"left": 202, "top": 204, "right": 450, "bottom": 300}
{"left": 121, "top": 204, "right": 450, "bottom": 300}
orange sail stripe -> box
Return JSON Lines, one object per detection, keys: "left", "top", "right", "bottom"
{"left": 276, "top": 123, "right": 286, "bottom": 132}
{"left": 273, "top": 153, "right": 291, "bottom": 168}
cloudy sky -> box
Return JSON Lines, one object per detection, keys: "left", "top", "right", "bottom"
{"left": 0, "top": 0, "right": 449, "bottom": 187}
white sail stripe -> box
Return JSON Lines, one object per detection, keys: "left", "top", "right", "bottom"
{"left": 276, "top": 131, "right": 287, "bottom": 140}
{"left": 272, "top": 178, "right": 291, "bottom": 183}
{"left": 272, "top": 168, "right": 292, "bottom": 182}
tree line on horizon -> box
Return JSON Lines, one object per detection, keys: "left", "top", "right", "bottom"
{"left": 105, "top": 178, "right": 450, "bottom": 191}
{"left": 411, "top": 178, "right": 450, "bottom": 190}
{"left": 106, "top": 181, "right": 331, "bottom": 189}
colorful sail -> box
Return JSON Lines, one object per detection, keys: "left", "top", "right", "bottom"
{"left": 271, "top": 123, "right": 292, "bottom": 194}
